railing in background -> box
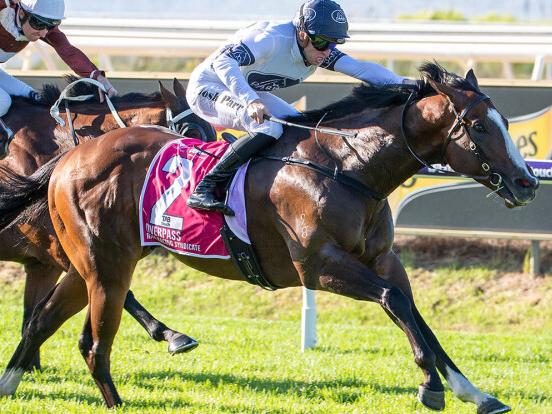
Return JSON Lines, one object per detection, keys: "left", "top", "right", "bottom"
{"left": 6, "top": 19, "right": 552, "bottom": 80}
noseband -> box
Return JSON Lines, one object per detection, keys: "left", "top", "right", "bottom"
{"left": 400, "top": 92, "right": 502, "bottom": 187}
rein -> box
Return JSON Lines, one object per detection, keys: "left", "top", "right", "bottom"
{"left": 50, "top": 79, "right": 197, "bottom": 145}
{"left": 400, "top": 92, "right": 500, "bottom": 185}
{"left": 265, "top": 115, "right": 358, "bottom": 138}
{"left": 50, "top": 78, "right": 126, "bottom": 145}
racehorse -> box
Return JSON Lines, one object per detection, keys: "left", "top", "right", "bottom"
{"left": 0, "top": 64, "right": 538, "bottom": 413}
{"left": 0, "top": 77, "right": 215, "bottom": 370}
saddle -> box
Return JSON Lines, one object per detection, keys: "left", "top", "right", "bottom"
{"left": 139, "top": 136, "right": 277, "bottom": 290}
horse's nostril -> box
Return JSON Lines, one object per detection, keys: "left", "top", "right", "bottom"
{"left": 515, "top": 177, "right": 537, "bottom": 189}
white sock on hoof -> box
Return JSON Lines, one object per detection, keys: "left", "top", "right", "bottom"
{"left": 0, "top": 368, "right": 23, "bottom": 396}
{"left": 445, "top": 365, "right": 492, "bottom": 405}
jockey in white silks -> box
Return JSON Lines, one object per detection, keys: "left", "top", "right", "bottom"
{"left": 0, "top": 0, "right": 118, "bottom": 158}
{"left": 186, "top": 0, "right": 417, "bottom": 216}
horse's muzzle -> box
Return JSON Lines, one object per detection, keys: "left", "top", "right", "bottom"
{"left": 500, "top": 171, "right": 539, "bottom": 208}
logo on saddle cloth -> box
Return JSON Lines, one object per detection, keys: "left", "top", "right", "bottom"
{"left": 139, "top": 138, "right": 231, "bottom": 258}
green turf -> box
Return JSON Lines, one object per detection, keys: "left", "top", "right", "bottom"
{"left": 0, "top": 253, "right": 550, "bottom": 413}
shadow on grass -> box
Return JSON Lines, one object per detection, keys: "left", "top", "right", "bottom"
{"left": 132, "top": 369, "right": 416, "bottom": 398}
{"left": 313, "top": 345, "right": 390, "bottom": 356}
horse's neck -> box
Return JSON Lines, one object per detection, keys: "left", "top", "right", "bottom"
{"left": 320, "top": 99, "right": 451, "bottom": 197}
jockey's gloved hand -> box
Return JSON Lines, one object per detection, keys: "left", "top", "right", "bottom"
{"left": 28, "top": 90, "right": 46, "bottom": 105}
{"left": 90, "top": 70, "right": 118, "bottom": 103}
{"left": 247, "top": 100, "right": 270, "bottom": 124}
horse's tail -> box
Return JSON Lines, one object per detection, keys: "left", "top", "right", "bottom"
{"left": 0, "top": 153, "right": 65, "bottom": 231}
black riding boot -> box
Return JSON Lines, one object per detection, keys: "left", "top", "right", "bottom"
{"left": 187, "top": 132, "right": 276, "bottom": 216}
{"left": 0, "top": 117, "right": 14, "bottom": 160}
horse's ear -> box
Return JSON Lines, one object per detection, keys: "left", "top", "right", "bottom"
{"left": 159, "top": 81, "right": 179, "bottom": 112}
{"left": 465, "top": 68, "right": 479, "bottom": 89}
{"left": 427, "top": 78, "right": 463, "bottom": 103}
{"left": 172, "top": 78, "right": 187, "bottom": 98}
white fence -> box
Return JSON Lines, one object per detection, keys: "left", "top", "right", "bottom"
{"left": 8, "top": 19, "right": 552, "bottom": 80}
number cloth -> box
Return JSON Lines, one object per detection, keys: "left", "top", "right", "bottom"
{"left": 139, "top": 137, "right": 250, "bottom": 258}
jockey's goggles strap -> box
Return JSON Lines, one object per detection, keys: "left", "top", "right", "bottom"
{"left": 50, "top": 78, "right": 126, "bottom": 129}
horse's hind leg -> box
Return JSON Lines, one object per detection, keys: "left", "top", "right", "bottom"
{"left": 80, "top": 263, "right": 134, "bottom": 408}
{"left": 124, "top": 290, "right": 198, "bottom": 355}
{"left": 0, "top": 267, "right": 87, "bottom": 397}
{"left": 22, "top": 261, "right": 61, "bottom": 371}
{"left": 376, "top": 251, "right": 510, "bottom": 414}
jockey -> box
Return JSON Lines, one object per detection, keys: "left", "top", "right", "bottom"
{"left": 186, "top": 0, "right": 416, "bottom": 216}
{"left": 0, "top": 0, "right": 118, "bottom": 158}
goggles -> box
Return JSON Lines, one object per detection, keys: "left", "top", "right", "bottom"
{"left": 26, "top": 13, "right": 61, "bottom": 31}
{"left": 308, "top": 34, "right": 345, "bottom": 51}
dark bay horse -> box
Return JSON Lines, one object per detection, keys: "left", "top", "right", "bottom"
{"left": 0, "top": 78, "right": 215, "bottom": 369}
{"left": 0, "top": 64, "right": 538, "bottom": 413}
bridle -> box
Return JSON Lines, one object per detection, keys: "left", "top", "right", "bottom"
{"left": 400, "top": 91, "right": 504, "bottom": 188}
{"left": 166, "top": 106, "right": 216, "bottom": 142}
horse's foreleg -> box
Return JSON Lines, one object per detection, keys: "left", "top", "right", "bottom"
{"left": 375, "top": 251, "right": 511, "bottom": 414}
{"left": 124, "top": 290, "right": 198, "bottom": 355}
{"left": 22, "top": 262, "right": 62, "bottom": 371}
{"left": 310, "top": 243, "right": 443, "bottom": 408}
{"left": 0, "top": 267, "right": 87, "bottom": 397}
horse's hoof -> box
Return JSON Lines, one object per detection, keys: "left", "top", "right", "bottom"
{"left": 477, "top": 397, "right": 511, "bottom": 414}
{"left": 417, "top": 385, "right": 445, "bottom": 411}
{"left": 0, "top": 369, "right": 23, "bottom": 396}
{"left": 168, "top": 334, "right": 199, "bottom": 355}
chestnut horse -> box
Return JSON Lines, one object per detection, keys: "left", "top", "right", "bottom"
{"left": 0, "top": 78, "right": 215, "bottom": 369}
{"left": 0, "top": 64, "right": 538, "bottom": 413}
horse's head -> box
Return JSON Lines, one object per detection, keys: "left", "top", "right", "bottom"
{"left": 421, "top": 66, "right": 538, "bottom": 208}
{"left": 159, "top": 79, "right": 216, "bottom": 142}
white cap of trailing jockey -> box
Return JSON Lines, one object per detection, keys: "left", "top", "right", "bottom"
{"left": 20, "top": 0, "right": 65, "bottom": 20}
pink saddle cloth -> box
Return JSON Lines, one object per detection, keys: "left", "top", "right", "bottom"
{"left": 139, "top": 137, "right": 247, "bottom": 259}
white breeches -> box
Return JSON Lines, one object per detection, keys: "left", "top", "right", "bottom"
{"left": 0, "top": 68, "right": 33, "bottom": 116}
{"left": 186, "top": 79, "right": 300, "bottom": 139}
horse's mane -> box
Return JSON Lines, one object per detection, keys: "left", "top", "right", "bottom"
{"left": 12, "top": 75, "right": 162, "bottom": 108}
{"left": 286, "top": 61, "right": 482, "bottom": 125}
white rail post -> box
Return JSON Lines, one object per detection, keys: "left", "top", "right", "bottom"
{"left": 301, "top": 287, "right": 317, "bottom": 351}
{"left": 530, "top": 240, "right": 541, "bottom": 277}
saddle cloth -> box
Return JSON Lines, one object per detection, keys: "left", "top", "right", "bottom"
{"left": 139, "top": 137, "right": 250, "bottom": 259}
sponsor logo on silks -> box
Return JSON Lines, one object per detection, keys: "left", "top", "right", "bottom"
{"left": 199, "top": 88, "right": 220, "bottom": 102}
{"left": 331, "top": 10, "right": 347, "bottom": 24}
{"left": 219, "top": 95, "right": 245, "bottom": 112}
{"left": 319, "top": 49, "right": 345, "bottom": 71}
{"left": 222, "top": 43, "right": 255, "bottom": 66}
{"left": 247, "top": 72, "right": 300, "bottom": 91}
{"left": 303, "top": 7, "right": 316, "bottom": 22}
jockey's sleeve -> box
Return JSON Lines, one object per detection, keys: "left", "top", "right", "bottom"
{"left": 42, "top": 26, "right": 98, "bottom": 77}
{"left": 211, "top": 33, "right": 275, "bottom": 107}
{"left": 320, "top": 50, "right": 405, "bottom": 85}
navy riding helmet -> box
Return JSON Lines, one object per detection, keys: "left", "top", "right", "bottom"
{"left": 294, "top": 0, "right": 350, "bottom": 43}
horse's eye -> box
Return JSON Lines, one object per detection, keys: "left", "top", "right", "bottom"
{"left": 472, "top": 122, "right": 486, "bottom": 133}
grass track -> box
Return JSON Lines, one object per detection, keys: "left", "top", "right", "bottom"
{"left": 0, "top": 251, "right": 550, "bottom": 413}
